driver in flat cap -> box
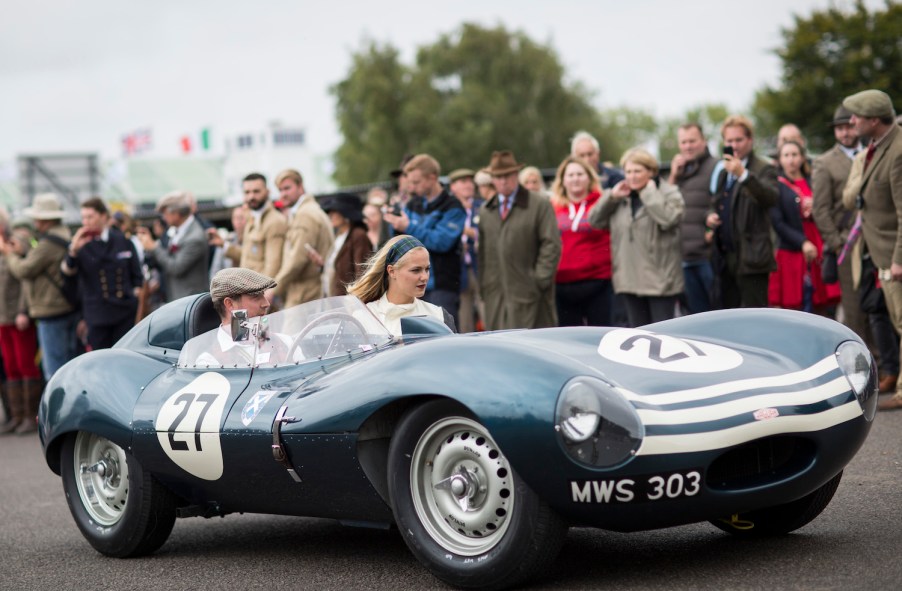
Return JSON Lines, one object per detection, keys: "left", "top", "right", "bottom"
{"left": 181, "top": 268, "right": 283, "bottom": 367}
{"left": 839, "top": 89, "right": 902, "bottom": 410}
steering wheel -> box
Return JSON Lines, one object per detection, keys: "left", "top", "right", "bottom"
{"left": 286, "top": 311, "right": 369, "bottom": 361}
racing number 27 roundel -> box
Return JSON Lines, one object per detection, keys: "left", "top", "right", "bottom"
{"left": 155, "top": 372, "right": 231, "bottom": 480}
{"left": 598, "top": 328, "right": 743, "bottom": 373}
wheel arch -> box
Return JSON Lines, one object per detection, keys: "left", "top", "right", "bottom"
{"left": 41, "top": 349, "right": 170, "bottom": 475}
{"left": 356, "top": 394, "right": 464, "bottom": 506}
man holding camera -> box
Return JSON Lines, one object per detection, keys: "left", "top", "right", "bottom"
{"left": 383, "top": 154, "right": 465, "bottom": 325}
{"left": 706, "top": 115, "right": 779, "bottom": 308}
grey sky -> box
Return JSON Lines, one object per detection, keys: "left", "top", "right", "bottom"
{"left": 0, "top": 0, "right": 881, "bottom": 170}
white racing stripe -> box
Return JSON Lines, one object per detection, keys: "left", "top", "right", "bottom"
{"left": 636, "top": 402, "right": 862, "bottom": 456}
{"left": 618, "top": 355, "right": 840, "bottom": 406}
{"left": 635, "top": 376, "right": 850, "bottom": 426}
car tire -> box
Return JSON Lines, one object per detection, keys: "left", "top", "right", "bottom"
{"left": 61, "top": 431, "right": 177, "bottom": 557}
{"left": 387, "top": 399, "right": 567, "bottom": 590}
{"left": 710, "top": 471, "right": 843, "bottom": 537}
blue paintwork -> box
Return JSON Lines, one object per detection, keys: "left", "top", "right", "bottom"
{"left": 39, "top": 294, "right": 875, "bottom": 533}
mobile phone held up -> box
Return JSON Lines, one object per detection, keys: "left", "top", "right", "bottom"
{"left": 723, "top": 146, "right": 734, "bottom": 158}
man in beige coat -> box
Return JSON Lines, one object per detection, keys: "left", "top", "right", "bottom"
{"left": 210, "top": 173, "right": 287, "bottom": 279}
{"left": 273, "top": 169, "right": 334, "bottom": 307}
{"left": 478, "top": 151, "right": 561, "bottom": 330}
{"left": 839, "top": 89, "right": 902, "bottom": 410}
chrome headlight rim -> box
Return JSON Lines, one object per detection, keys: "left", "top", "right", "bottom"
{"left": 835, "top": 340, "right": 877, "bottom": 421}
{"left": 554, "top": 375, "right": 644, "bottom": 470}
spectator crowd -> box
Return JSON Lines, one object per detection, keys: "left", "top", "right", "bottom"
{"left": 2, "top": 87, "right": 902, "bottom": 435}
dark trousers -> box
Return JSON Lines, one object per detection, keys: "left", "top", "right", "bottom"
{"left": 556, "top": 279, "right": 612, "bottom": 327}
{"left": 622, "top": 294, "right": 678, "bottom": 327}
{"left": 424, "top": 289, "right": 460, "bottom": 330}
{"left": 87, "top": 304, "right": 137, "bottom": 350}
{"left": 720, "top": 252, "right": 769, "bottom": 308}
{"left": 870, "top": 309, "right": 900, "bottom": 376}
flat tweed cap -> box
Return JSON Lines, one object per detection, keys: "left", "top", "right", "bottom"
{"left": 210, "top": 267, "right": 276, "bottom": 303}
{"left": 843, "top": 89, "right": 896, "bottom": 119}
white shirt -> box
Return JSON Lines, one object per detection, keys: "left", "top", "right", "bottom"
{"left": 366, "top": 293, "right": 444, "bottom": 335}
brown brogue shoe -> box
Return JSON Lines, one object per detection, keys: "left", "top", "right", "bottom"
{"left": 878, "top": 374, "right": 898, "bottom": 393}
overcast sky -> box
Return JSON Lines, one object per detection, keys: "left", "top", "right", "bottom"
{"left": 0, "top": 0, "right": 883, "bottom": 172}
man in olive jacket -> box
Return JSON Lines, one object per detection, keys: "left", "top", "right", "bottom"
{"left": 0, "top": 193, "right": 78, "bottom": 386}
{"left": 478, "top": 151, "right": 561, "bottom": 330}
{"left": 706, "top": 115, "right": 779, "bottom": 308}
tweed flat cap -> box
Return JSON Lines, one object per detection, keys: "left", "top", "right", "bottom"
{"left": 829, "top": 105, "right": 853, "bottom": 126}
{"left": 210, "top": 268, "right": 276, "bottom": 303}
{"left": 843, "top": 89, "right": 896, "bottom": 119}
{"left": 156, "top": 190, "right": 193, "bottom": 213}
{"left": 448, "top": 168, "right": 476, "bottom": 183}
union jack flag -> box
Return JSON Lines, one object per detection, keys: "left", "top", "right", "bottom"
{"left": 121, "top": 128, "right": 153, "bottom": 156}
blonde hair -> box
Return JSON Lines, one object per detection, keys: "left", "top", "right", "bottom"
{"left": 619, "top": 148, "right": 659, "bottom": 176}
{"left": 347, "top": 235, "right": 428, "bottom": 304}
{"left": 403, "top": 154, "right": 440, "bottom": 178}
{"left": 550, "top": 156, "right": 600, "bottom": 207}
{"left": 721, "top": 115, "right": 755, "bottom": 139}
{"left": 275, "top": 168, "right": 303, "bottom": 187}
{"left": 519, "top": 166, "right": 546, "bottom": 191}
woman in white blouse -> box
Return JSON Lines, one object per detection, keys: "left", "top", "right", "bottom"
{"left": 347, "top": 235, "right": 456, "bottom": 334}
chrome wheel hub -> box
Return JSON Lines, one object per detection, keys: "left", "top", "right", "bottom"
{"left": 74, "top": 432, "right": 129, "bottom": 526}
{"left": 410, "top": 416, "right": 514, "bottom": 556}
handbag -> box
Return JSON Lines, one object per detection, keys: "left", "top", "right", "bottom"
{"left": 821, "top": 250, "right": 839, "bottom": 284}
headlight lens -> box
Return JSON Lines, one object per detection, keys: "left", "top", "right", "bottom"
{"left": 555, "top": 376, "right": 644, "bottom": 468}
{"left": 836, "top": 340, "right": 877, "bottom": 421}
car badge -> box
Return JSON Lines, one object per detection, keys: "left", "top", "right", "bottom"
{"left": 242, "top": 390, "right": 277, "bottom": 426}
{"left": 753, "top": 408, "right": 780, "bottom": 421}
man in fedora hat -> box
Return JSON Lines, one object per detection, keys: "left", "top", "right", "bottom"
{"left": 0, "top": 193, "right": 78, "bottom": 431}
{"left": 478, "top": 150, "right": 561, "bottom": 330}
{"left": 318, "top": 193, "right": 372, "bottom": 296}
{"left": 838, "top": 89, "right": 902, "bottom": 410}
{"left": 812, "top": 105, "right": 897, "bottom": 391}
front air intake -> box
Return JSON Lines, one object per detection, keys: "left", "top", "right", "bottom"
{"left": 706, "top": 436, "right": 815, "bottom": 491}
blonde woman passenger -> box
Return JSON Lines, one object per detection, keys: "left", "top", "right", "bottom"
{"left": 347, "top": 235, "right": 456, "bottom": 334}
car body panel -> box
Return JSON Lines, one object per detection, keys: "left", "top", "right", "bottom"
{"left": 40, "top": 294, "right": 875, "bottom": 534}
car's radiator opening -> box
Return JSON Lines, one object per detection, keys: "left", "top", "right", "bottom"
{"left": 706, "top": 436, "right": 815, "bottom": 490}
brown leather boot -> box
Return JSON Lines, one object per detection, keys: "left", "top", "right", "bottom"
{"left": 14, "top": 379, "right": 41, "bottom": 435}
{"left": 0, "top": 380, "right": 24, "bottom": 434}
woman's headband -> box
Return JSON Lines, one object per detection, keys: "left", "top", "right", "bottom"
{"left": 386, "top": 236, "right": 425, "bottom": 266}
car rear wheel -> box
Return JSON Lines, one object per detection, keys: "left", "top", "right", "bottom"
{"left": 710, "top": 471, "right": 843, "bottom": 537}
{"left": 61, "top": 431, "right": 177, "bottom": 557}
{"left": 387, "top": 399, "right": 566, "bottom": 590}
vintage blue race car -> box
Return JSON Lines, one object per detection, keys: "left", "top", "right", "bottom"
{"left": 39, "top": 294, "right": 877, "bottom": 590}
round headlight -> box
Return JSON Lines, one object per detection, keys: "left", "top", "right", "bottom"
{"left": 836, "top": 340, "right": 877, "bottom": 421}
{"left": 555, "top": 376, "right": 644, "bottom": 468}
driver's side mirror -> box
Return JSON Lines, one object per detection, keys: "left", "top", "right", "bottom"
{"left": 231, "top": 309, "right": 249, "bottom": 342}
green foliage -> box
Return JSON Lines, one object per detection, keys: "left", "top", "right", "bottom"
{"left": 752, "top": 0, "right": 902, "bottom": 152}
{"left": 331, "top": 24, "right": 617, "bottom": 185}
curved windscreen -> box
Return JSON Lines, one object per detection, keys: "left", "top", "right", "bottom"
{"left": 178, "top": 295, "right": 392, "bottom": 369}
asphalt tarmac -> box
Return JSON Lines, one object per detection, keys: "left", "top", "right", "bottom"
{"left": 1, "top": 402, "right": 900, "bottom": 590}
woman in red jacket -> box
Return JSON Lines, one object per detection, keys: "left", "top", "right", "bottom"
{"left": 550, "top": 156, "right": 611, "bottom": 326}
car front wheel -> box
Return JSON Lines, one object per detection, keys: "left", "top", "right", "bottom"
{"left": 61, "top": 431, "right": 177, "bottom": 557}
{"left": 710, "top": 471, "right": 843, "bottom": 537}
{"left": 387, "top": 400, "right": 566, "bottom": 590}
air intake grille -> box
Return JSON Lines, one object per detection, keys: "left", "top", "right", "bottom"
{"left": 706, "top": 436, "right": 815, "bottom": 491}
